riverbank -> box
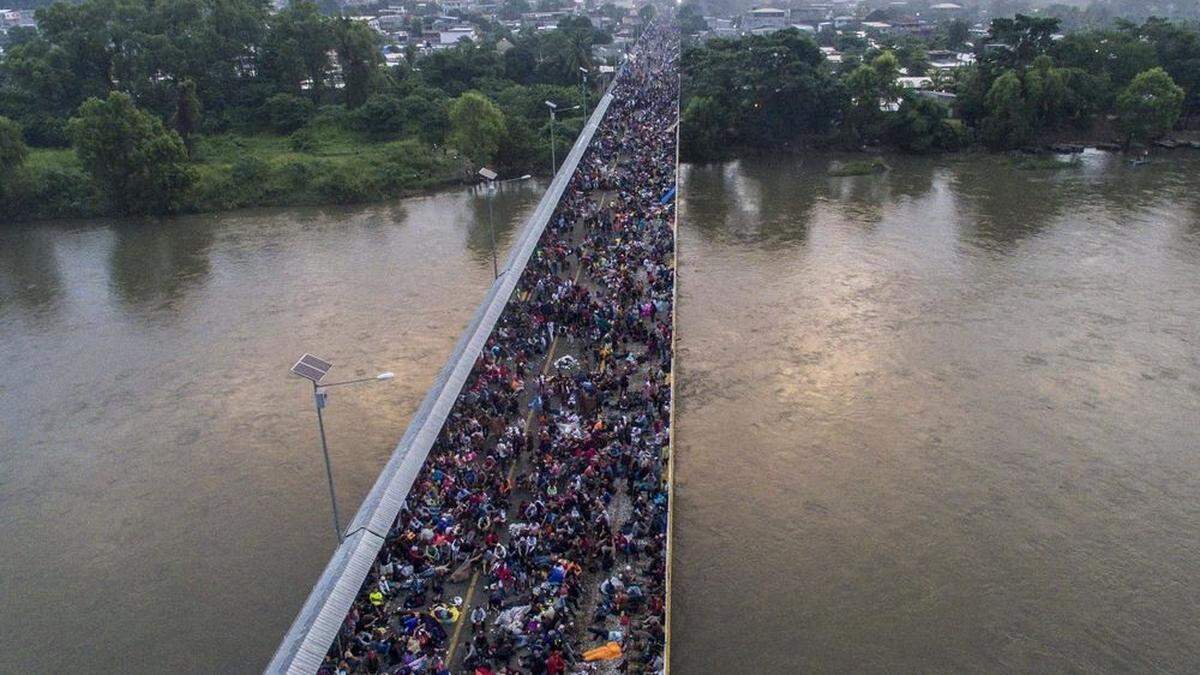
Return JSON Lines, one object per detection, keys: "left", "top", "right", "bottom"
{"left": 684, "top": 126, "right": 1200, "bottom": 167}
{"left": 4, "top": 129, "right": 471, "bottom": 222}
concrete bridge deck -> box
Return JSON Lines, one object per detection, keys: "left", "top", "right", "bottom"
{"left": 267, "top": 21, "right": 679, "bottom": 675}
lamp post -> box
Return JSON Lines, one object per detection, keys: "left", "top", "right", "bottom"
{"left": 290, "top": 354, "right": 395, "bottom": 545}
{"left": 478, "top": 167, "right": 532, "bottom": 279}
{"left": 544, "top": 101, "right": 581, "bottom": 176}
{"left": 545, "top": 100, "right": 558, "bottom": 176}
{"left": 579, "top": 67, "right": 590, "bottom": 121}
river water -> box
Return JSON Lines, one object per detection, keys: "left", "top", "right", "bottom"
{"left": 671, "top": 152, "right": 1200, "bottom": 673}
{"left": 4, "top": 152, "right": 1199, "bottom": 673}
{"left": 0, "top": 182, "right": 545, "bottom": 672}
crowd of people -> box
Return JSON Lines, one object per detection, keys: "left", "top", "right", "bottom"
{"left": 318, "top": 18, "right": 680, "bottom": 675}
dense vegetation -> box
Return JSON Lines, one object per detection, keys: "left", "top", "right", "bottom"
{"left": 682, "top": 15, "right": 1198, "bottom": 161}
{"left": 0, "top": 0, "right": 616, "bottom": 219}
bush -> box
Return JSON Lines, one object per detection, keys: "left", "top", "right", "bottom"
{"left": 383, "top": 139, "right": 439, "bottom": 173}
{"left": 313, "top": 165, "right": 374, "bottom": 204}
{"left": 281, "top": 158, "right": 322, "bottom": 191}
{"left": 0, "top": 165, "right": 99, "bottom": 220}
{"left": 230, "top": 155, "right": 271, "bottom": 184}
{"left": 398, "top": 94, "right": 450, "bottom": 146}
{"left": 356, "top": 94, "right": 404, "bottom": 134}
{"left": 312, "top": 104, "right": 351, "bottom": 127}
{"left": 886, "top": 95, "right": 966, "bottom": 153}
{"left": 289, "top": 127, "right": 321, "bottom": 152}
{"left": 20, "top": 115, "right": 71, "bottom": 148}
{"left": 261, "top": 93, "right": 315, "bottom": 134}
{"left": 0, "top": 115, "right": 29, "bottom": 183}
{"left": 68, "top": 92, "right": 194, "bottom": 215}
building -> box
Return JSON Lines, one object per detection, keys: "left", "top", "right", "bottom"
{"left": 927, "top": 2, "right": 965, "bottom": 20}
{"left": 926, "top": 49, "right": 974, "bottom": 70}
{"left": 790, "top": 5, "right": 829, "bottom": 26}
{"left": 891, "top": 17, "right": 934, "bottom": 38}
{"left": 742, "top": 7, "right": 788, "bottom": 32}
{"left": 438, "top": 25, "right": 477, "bottom": 46}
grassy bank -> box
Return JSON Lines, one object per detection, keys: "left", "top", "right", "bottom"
{"left": 2, "top": 124, "right": 469, "bottom": 221}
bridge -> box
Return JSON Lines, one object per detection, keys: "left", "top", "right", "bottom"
{"left": 266, "top": 19, "right": 680, "bottom": 675}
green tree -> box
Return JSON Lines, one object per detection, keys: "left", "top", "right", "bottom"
{"left": 886, "top": 93, "right": 965, "bottom": 153}
{"left": 843, "top": 51, "right": 899, "bottom": 142}
{"left": 1116, "top": 67, "right": 1185, "bottom": 145}
{"left": 1138, "top": 18, "right": 1200, "bottom": 123}
{"left": 448, "top": 91, "right": 506, "bottom": 166}
{"left": 68, "top": 91, "right": 194, "bottom": 214}
{"left": 357, "top": 94, "right": 404, "bottom": 134}
{"left": 679, "top": 1, "right": 708, "bottom": 36}
{"left": 844, "top": 64, "right": 882, "bottom": 141}
{"left": 988, "top": 14, "right": 1061, "bottom": 67}
{"left": 871, "top": 50, "right": 901, "bottom": 98}
{"left": 1024, "top": 55, "right": 1070, "bottom": 130}
{"left": 261, "top": 92, "right": 315, "bottom": 133}
{"left": 172, "top": 79, "right": 202, "bottom": 157}
{"left": 980, "top": 70, "right": 1033, "bottom": 150}
{"left": 334, "top": 17, "right": 382, "bottom": 109}
{"left": 680, "top": 95, "right": 727, "bottom": 161}
{"left": 260, "top": 1, "right": 335, "bottom": 100}
{"left": 597, "top": 3, "right": 623, "bottom": 22}
{"left": 400, "top": 89, "right": 451, "bottom": 145}
{"left": 683, "top": 29, "right": 845, "bottom": 150}
{"left": 0, "top": 115, "right": 28, "bottom": 187}
{"left": 945, "top": 19, "right": 969, "bottom": 49}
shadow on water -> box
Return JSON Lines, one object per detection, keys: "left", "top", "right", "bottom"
{"left": 107, "top": 219, "right": 216, "bottom": 318}
{"left": 0, "top": 227, "right": 63, "bottom": 314}
{"left": 465, "top": 183, "right": 538, "bottom": 264}
{"left": 947, "top": 155, "right": 1081, "bottom": 250}
{"left": 817, "top": 154, "right": 939, "bottom": 231}
{"left": 683, "top": 157, "right": 824, "bottom": 247}
{"left": 948, "top": 152, "right": 1200, "bottom": 251}
{"left": 679, "top": 162, "right": 733, "bottom": 243}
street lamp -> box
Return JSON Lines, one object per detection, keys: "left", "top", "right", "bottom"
{"left": 478, "top": 167, "right": 532, "bottom": 279}
{"left": 290, "top": 354, "right": 396, "bottom": 545}
{"left": 579, "top": 67, "right": 590, "bottom": 120}
{"left": 545, "top": 100, "right": 581, "bottom": 176}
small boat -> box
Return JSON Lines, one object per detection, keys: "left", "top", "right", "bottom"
{"left": 1128, "top": 157, "right": 1151, "bottom": 166}
{"left": 1153, "top": 139, "right": 1179, "bottom": 149}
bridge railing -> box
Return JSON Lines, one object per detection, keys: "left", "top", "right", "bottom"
{"left": 265, "top": 64, "right": 625, "bottom": 675}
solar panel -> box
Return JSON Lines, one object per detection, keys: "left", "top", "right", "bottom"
{"left": 291, "top": 354, "right": 332, "bottom": 383}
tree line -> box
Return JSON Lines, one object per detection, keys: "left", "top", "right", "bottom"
{"left": 0, "top": 0, "right": 615, "bottom": 217}
{"left": 682, "top": 15, "right": 1199, "bottom": 160}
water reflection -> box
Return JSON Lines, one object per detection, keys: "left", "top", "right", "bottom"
{"left": 674, "top": 151, "right": 1200, "bottom": 674}
{"left": 465, "top": 182, "right": 539, "bottom": 263}
{"left": 0, "top": 227, "right": 63, "bottom": 313}
{"left": 107, "top": 219, "right": 216, "bottom": 316}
